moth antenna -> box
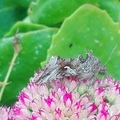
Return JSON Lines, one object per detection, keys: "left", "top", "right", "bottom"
{"left": 104, "top": 44, "right": 117, "bottom": 65}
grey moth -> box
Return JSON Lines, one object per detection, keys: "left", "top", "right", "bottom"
{"left": 32, "top": 50, "right": 107, "bottom": 85}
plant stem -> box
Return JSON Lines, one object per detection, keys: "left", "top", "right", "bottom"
{"left": 0, "top": 52, "right": 18, "bottom": 101}
{"left": 0, "top": 32, "right": 22, "bottom": 101}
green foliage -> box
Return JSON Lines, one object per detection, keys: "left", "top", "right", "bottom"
{"left": 5, "top": 0, "right": 36, "bottom": 8}
{"left": 46, "top": 4, "right": 120, "bottom": 79}
{"left": 28, "top": 0, "right": 98, "bottom": 26}
{"left": 98, "top": 0, "right": 120, "bottom": 22}
{"left": 0, "top": 28, "right": 57, "bottom": 105}
{"left": 0, "top": 0, "right": 27, "bottom": 39}
{"left": 0, "top": 0, "right": 120, "bottom": 106}
{"left": 5, "top": 22, "right": 47, "bottom": 37}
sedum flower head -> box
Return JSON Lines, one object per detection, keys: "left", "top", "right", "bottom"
{"left": 0, "top": 106, "right": 13, "bottom": 120}
{"left": 2, "top": 74, "right": 119, "bottom": 120}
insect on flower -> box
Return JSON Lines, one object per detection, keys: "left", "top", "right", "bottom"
{"left": 33, "top": 50, "right": 107, "bottom": 86}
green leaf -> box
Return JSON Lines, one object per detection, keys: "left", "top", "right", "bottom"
{"left": 98, "top": 0, "right": 120, "bottom": 22}
{"left": 0, "top": 28, "right": 57, "bottom": 105}
{"left": 0, "top": 7, "right": 26, "bottom": 39}
{"left": 5, "top": 0, "right": 36, "bottom": 8}
{"left": 5, "top": 21, "right": 48, "bottom": 37}
{"left": 46, "top": 4, "right": 120, "bottom": 79}
{"left": 0, "top": 0, "right": 6, "bottom": 9}
{"left": 28, "top": 0, "right": 98, "bottom": 26}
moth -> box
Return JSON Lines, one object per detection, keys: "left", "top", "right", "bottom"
{"left": 32, "top": 50, "right": 107, "bottom": 85}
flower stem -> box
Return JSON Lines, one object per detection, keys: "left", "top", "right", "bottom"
{"left": 0, "top": 32, "right": 22, "bottom": 101}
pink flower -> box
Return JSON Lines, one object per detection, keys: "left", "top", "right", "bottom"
{"left": 1, "top": 75, "right": 120, "bottom": 120}
{"left": 0, "top": 106, "right": 13, "bottom": 120}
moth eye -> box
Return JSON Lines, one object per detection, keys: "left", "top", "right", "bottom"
{"left": 63, "top": 66, "right": 70, "bottom": 70}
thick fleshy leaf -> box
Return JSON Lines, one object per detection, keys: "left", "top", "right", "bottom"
{"left": 5, "top": 0, "right": 36, "bottom": 8}
{"left": 46, "top": 4, "right": 120, "bottom": 79}
{"left": 0, "top": 0, "right": 6, "bottom": 9}
{"left": 98, "top": 0, "right": 120, "bottom": 22}
{"left": 5, "top": 21, "right": 47, "bottom": 37}
{"left": 0, "top": 28, "right": 57, "bottom": 105}
{"left": 28, "top": 0, "right": 98, "bottom": 26}
{"left": 0, "top": 6, "right": 26, "bottom": 39}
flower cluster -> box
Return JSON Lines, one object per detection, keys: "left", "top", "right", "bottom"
{"left": 0, "top": 106, "right": 13, "bottom": 120}
{"left": 1, "top": 75, "right": 120, "bottom": 120}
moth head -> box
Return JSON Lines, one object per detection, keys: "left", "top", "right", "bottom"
{"left": 59, "top": 65, "right": 77, "bottom": 77}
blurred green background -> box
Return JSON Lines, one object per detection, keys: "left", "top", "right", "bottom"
{"left": 0, "top": 0, "right": 120, "bottom": 106}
